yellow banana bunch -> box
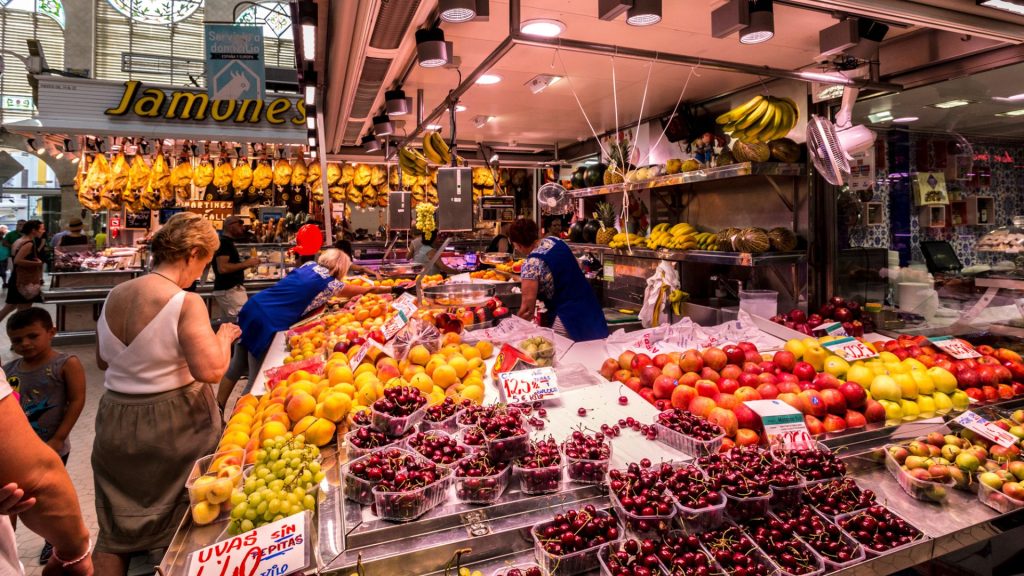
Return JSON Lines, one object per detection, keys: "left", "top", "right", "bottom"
{"left": 399, "top": 147, "right": 429, "bottom": 176}
{"left": 716, "top": 95, "right": 799, "bottom": 143}
{"left": 422, "top": 131, "right": 451, "bottom": 165}
{"left": 670, "top": 289, "right": 689, "bottom": 316}
{"left": 694, "top": 232, "right": 719, "bottom": 251}
{"left": 608, "top": 232, "right": 645, "bottom": 249}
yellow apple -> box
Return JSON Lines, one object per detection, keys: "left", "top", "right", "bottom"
{"left": 893, "top": 373, "right": 918, "bottom": 400}
{"left": 189, "top": 475, "right": 217, "bottom": 502}
{"left": 878, "top": 351, "right": 899, "bottom": 364}
{"left": 784, "top": 339, "right": 806, "bottom": 360}
{"left": 916, "top": 395, "right": 936, "bottom": 418}
{"left": 206, "top": 477, "right": 234, "bottom": 505}
{"left": 191, "top": 500, "right": 221, "bottom": 525}
{"left": 932, "top": 391, "right": 953, "bottom": 414}
{"left": 878, "top": 399, "right": 903, "bottom": 423}
{"left": 870, "top": 375, "right": 902, "bottom": 402}
{"left": 927, "top": 367, "right": 958, "bottom": 395}
{"left": 910, "top": 370, "right": 934, "bottom": 395}
{"left": 803, "top": 343, "right": 828, "bottom": 372}
{"left": 950, "top": 390, "right": 971, "bottom": 410}
{"left": 846, "top": 364, "right": 874, "bottom": 389}
{"left": 900, "top": 399, "right": 920, "bottom": 421}
{"left": 823, "top": 355, "right": 850, "bottom": 378}
{"left": 902, "top": 358, "right": 927, "bottom": 373}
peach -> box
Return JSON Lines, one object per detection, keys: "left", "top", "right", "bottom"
{"left": 285, "top": 390, "right": 317, "bottom": 422}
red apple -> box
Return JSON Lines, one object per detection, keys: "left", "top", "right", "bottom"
{"left": 695, "top": 379, "right": 720, "bottom": 398}
{"left": 688, "top": 396, "right": 717, "bottom": 418}
{"left": 662, "top": 363, "right": 683, "bottom": 380}
{"left": 614, "top": 369, "right": 632, "bottom": 384}
{"left": 702, "top": 347, "right": 729, "bottom": 372}
{"left": 756, "top": 383, "right": 779, "bottom": 400}
{"left": 838, "top": 381, "right": 867, "bottom": 409}
{"left": 777, "top": 382, "right": 802, "bottom": 395}
{"left": 799, "top": 390, "right": 828, "bottom": 418}
{"left": 864, "top": 399, "right": 886, "bottom": 423}
{"left": 892, "top": 348, "right": 909, "bottom": 360}
{"left": 735, "top": 428, "right": 761, "bottom": 446}
{"left": 671, "top": 385, "right": 697, "bottom": 411}
{"left": 792, "top": 361, "right": 817, "bottom": 382}
{"left": 977, "top": 365, "right": 998, "bottom": 387}
{"left": 624, "top": 376, "right": 642, "bottom": 392}
{"left": 978, "top": 344, "right": 996, "bottom": 356}
{"left": 964, "top": 387, "right": 985, "bottom": 402}
{"left": 757, "top": 373, "right": 779, "bottom": 386}
{"left": 653, "top": 375, "right": 678, "bottom": 400}
{"left": 600, "top": 358, "right": 621, "bottom": 380}
{"left": 777, "top": 373, "right": 800, "bottom": 385}
{"left": 998, "top": 384, "right": 1015, "bottom": 400}
{"left": 844, "top": 410, "right": 867, "bottom": 429}
{"left": 701, "top": 367, "right": 722, "bottom": 382}
{"left": 732, "top": 404, "right": 762, "bottom": 432}
{"left": 822, "top": 414, "right": 847, "bottom": 433}
{"left": 679, "top": 372, "right": 700, "bottom": 387}
{"left": 738, "top": 373, "right": 760, "bottom": 388}
{"left": 718, "top": 378, "right": 740, "bottom": 395}
{"left": 640, "top": 365, "right": 662, "bottom": 387}
{"left": 632, "top": 353, "right": 653, "bottom": 371}
{"left": 724, "top": 345, "right": 746, "bottom": 366}
{"left": 618, "top": 351, "right": 636, "bottom": 371}
{"left": 956, "top": 366, "right": 979, "bottom": 388}
{"left": 743, "top": 362, "right": 763, "bottom": 375}
{"left": 737, "top": 341, "right": 759, "bottom": 353}
{"left": 798, "top": 381, "right": 817, "bottom": 391}
{"left": 707, "top": 407, "right": 739, "bottom": 437}
{"left": 639, "top": 387, "right": 655, "bottom": 404}
{"left": 1013, "top": 382, "right": 1024, "bottom": 396}
{"left": 994, "top": 365, "right": 1012, "bottom": 383}
{"left": 744, "top": 350, "right": 763, "bottom": 364}
{"left": 819, "top": 388, "right": 848, "bottom": 415}
{"left": 713, "top": 393, "right": 740, "bottom": 411}
{"left": 759, "top": 361, "right": 778, "bottom": 374}
{"left": 773, "top": 351, "right": 797, "bottom": 372}
{"left": 813, "top": 373, "right": 842, "bottom": 391}
{"left": 777, "top": 392, "right": 801, "bottom": 410}
{"left": 983, "top": 385, "right": 999, "bottom": 402}
{"left": 720, "top": 364, "right": 742, "bottom": 380}
{"left": 653, "top": 354, "right": 673, "bottom": 369}
{"left": 734, "top": 386, "right": 762, "bottom": 403}
{"left": 804, "top": 415, "right": 825, "bottom": 435}
{"left": 679, "top": 350, "right": 704, "bottom": 373}
{"left": 720, "top": 438, "right": 735, "bottom": 453}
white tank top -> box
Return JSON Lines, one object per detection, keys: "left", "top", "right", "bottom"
{"left": 98, "top": 291, "right": 195, "bottom": 394}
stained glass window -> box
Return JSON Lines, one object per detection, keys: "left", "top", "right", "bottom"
{"left": 105, "top": 0, "right": 201, "bottom": 25}
{"left": 236, "top": 1, "right": 291, "bottom": 39}
{"left": 0, "top": 0, "right": 64, "bottom": 28}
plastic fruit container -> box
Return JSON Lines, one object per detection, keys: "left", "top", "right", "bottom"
{"left": 459, "top": 426, "right": 487, "bottom": 452}
{"left": 724, "top": 492, "right": 771, "bottom": 522}
{"left": 742, "top": 517, "right": 825, "bottom": 576}
{"left": 653, "top": 421, "right": 724, "bottom": 457}
{"left": 420, "top": 411, "right": 459, "bottom": 434}
{"left": 598, "top": 541, "right": 668, "bottom": 576}
{"left": 486, "top": 424, "right": 532, "bottom": 464}
{"left": 371, "top": 401, "right": 427, "bottom": 437}
{"left": 402, "top": 430, "right": 467, "bottom": 466}
{"left": 978, "top": 480, "right": 1024, "bottom": 513}
{"left": 341, "top": 447, "right": 419, "bottom": 506}
{"left": 186, "top": 448, "right": 245, "bottom": 524}
{"left": 834, "top": 507, "right": 925, "bottom": 557}
{"left": 348, "top": 409, "right": 372, "bottom": 429}
{"left": 769, "top": 479, "right": 806, "bottom": 510}
{"left": 883, "top": 444, "right": 955, "bottom": 503}
{"left": 371, "top": 468, "right": 453, "bottom": 522}
{"left": 609, "top": 490, "right": 677, "bottom": 539}
{"left": 492, "top": 564, "right": 543, "bottom": 576}
{"left": 515, "top": 461, "right": 563, "bottom": 495}
{"left": 343, "top": 427, "right": 406, "bottom": 460}
{"left": 784, "top": 510, "right": 866, "bottom": 572}
{"left": 657, "top": 531, "right": 726, "bottom": 576}
{"left": 454, "top": 459, "right": 511, "bottom": 504}
{"left": 532, "top": 509, "right": 623, "bottom": 576}
{"left": 564, "top": 442, "right": 613, "bottom": 485}
{"left": 674, "top": 496, "right": 727, "bottom": 534}
{"left": 456, "top": 406, "right": 485, "bottom": 429}
{"left": 699, "top": 521, "right": 776, "bottom": 576}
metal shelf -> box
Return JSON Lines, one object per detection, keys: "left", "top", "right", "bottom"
{"left": 567, "top": 242, "right": 806, "bottom": 266}
{"left": 566, "top": 162, "right": 805, "bottom": 198}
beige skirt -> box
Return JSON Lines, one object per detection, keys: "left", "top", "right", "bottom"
{"left": 92, "top": 381, "right": 221, "bottom": 554}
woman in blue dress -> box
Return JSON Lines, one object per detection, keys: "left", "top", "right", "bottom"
{"left": 232, "top": 249, "right": 396, "bottom": 386}
{"left": 509, "top": 219, "right": 608, "bottom": 342}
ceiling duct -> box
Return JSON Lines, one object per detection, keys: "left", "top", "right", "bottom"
{"left": 350, "top": 57, "right": 393, "bottom": 119}
{"left": 370, "top": 0, "right": 422, "bottom": 50}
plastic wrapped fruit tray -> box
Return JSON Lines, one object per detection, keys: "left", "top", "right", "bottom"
{"left": 531, "top": 509, "right": 623, "bottom": 576}
{"left": 653, "top": 420, "right": 724, "bottom": 457}
{"left": 342, "top": 427, "right": 408, "bottom": 461}
{"left": 769, "top": 478, "right": 806, "bottom": 510}
{"left": 422, "top": 283, "right": 496, "bottom": 307}
{"left": 741, "top": 515, "right": 826, "bottom": 576}
{"left": 834, "top": 507, "right": 926, "bottom": 558}
{"left": 657, "top": 531, "right": 727, "bottom": 576}
{"left": 486, "top": 423, "right": 532, "bottom": 464}
{"left": 977, "top": 481, "right": 1024, "bottom": 514}
{"left": 453, "top": 459, "right": 511, "bottom": 505}
{"left": 675, "top": 496, "right": 727, "bottom": 535}
{"left": 883, "top": 444, "right": 955, "bottom": 503}
{"left": 608, "top": 490, "right": 677, "bottom": 540}
{"left": 370, "top": 467, "right": 453, "bottom": 523}
{"left": 775, "top": 509, "right": 866, "bottom": 572}
{"left": 699, "top": 521, "right": 778, "bottom": 576}
{"left": 514, "top": 461, "right": 563, "bottom": 495}
{"left": 371, "top": 402, "right": 427, "bottom": 438}
{"left": 564, "top": 442, "right": 613, "bottom": 485}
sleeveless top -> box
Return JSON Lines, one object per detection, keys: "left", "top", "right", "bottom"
{"left": 5, "top": 353, "right": 72, "bottom": 455}
{"left": 98, "top": 290, "right": 194, "bottom": 394}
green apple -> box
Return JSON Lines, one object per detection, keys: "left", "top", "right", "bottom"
{"left": 927, "top": 367, "right": 958, "bottom": 394}
{"left": 950, "top": 390, "right": 971, "bottom": 410}
{"left": 870, "top": 375, "right": 902, "bottom": 402}
{"left": 932, "top": 392, "right": 953, "bottom": 415}
{"left": 979, "top": 471, "right": 1004, "bottom": 489}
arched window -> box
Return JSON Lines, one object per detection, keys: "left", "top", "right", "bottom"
{"left": 0, "top": 0, "right": 65, "bottom": 123}
{"left": 235, "top": 1, "right": 295, "bottom": 69}
{"left": 95, "top": 0, "right": 206, "bottom": 86}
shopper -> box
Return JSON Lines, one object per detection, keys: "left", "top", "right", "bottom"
{"left": 410, "top": 232, "right": 441, "bottom": 274}
{"left": 5, "top": 307, "right": 87, "bottom": 563}
{"left": 0, "top": 376, "right": 93, "bottom": 576}
{"left": 486, "top": 221, "right": 513, "bottom": 254}
{"left": 53, "top": 217, "right": 90, "bottom": 250}
{"left": 509, "top": 218, "right": 608, "bottom": 342}
{"left": 334, "top": 239, "right": 379, "bottom": 277}
{"left": 0, "top": 220, "right": 46, "bottom": 323}
{"left": 92, "top": 212, "right": 239, "bottom": 575}
{"left": 232, "top": 249, "right": 396, "bottom": 386}
{"left": 0, "top": 225, "right": 9, "bottom": 288}
{"left": 546, "top": 218, "right": 564, "bottom": 238}
{"left": 94, "top": 226, "right": 108, "bottom": 251}
{"left": 213, "top": 216, "right": 260, "bottom": 320}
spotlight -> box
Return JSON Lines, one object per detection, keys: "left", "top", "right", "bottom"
{"left": 740, "top": 0, "right": 773, "bottom": 44}
{"left": 307, "top": 135, "right": 317, "bottom": 147}
{"left": 373, "top": 114, "right": 394, "bottom": 136}
{"left": 819, "top": 18, "right": 889, "bottom": 60}
{"left": 439, "top": 0, "right": 489, "bottom": 22}
{"left": 361, "top": 134, "right": 381, "bottom": 153}
{"left": 416, "top": 28, "right": 451, "bottom": 68}
{"left": 304, "top": 85, "right": 316, "bottom": 105}
{"left": 385, "top": 89, "right": 411, "bottom": 116}
{"left": 626, "top": 0, "right": 661, "bottom": 26}
{"left": 526, "top": 74, "right": 562, "bottom": 94}
{"left": 306, "top": 116, "right": 316, "bottom": 130}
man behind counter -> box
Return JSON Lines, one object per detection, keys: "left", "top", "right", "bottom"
{"left": 213, "top": 216, "right": 260, "bottom": 319}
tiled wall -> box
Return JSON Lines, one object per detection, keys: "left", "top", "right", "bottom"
{"left": 848, "top": 134, "right": 1024, "bottom": 267}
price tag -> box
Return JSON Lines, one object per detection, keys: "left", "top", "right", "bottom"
{"left": 814, "top": 322, "right": 847, "bottom": 336}
{"left": 185, "top": 512, "right": 311, "bottom": 576}
{"left": 744, "top": 400, "right": 814, "bottom": 450}
{"left": 349, "top": 343, "right": 370, "bottom": 370}
{"left": 380, "top": 297, "right": 418, "bottom": 342}
{"left": 954, "top": 411, "right": 1018, "bottom": 448}
{"left": 497, "top": 367, "right": 559, "bottom": 404}
{"left": 821, "top": 337, "right": 879, "bottom": 361}
{"left": 929, "top": 336, "right": 981, "bottom": 359}
{"left": 603, "top": 261, "right": 615, "bottom": 282}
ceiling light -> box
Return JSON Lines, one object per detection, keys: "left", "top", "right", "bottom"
{"left": 476, "top": 74, "right": 502, "bottom": 85}
{"left": 361, "top": 134, "right": 381, "bottom": 152}
{"left": 798, "top": 70, "right": 853, "bottom": 84}
{"left": 373, "top": 114, "right": 394, "bottom": 136}
{"left": 416, "top": 28, "right": 451, "bottom": 68}
{"left": 526, "top": 74, "right": 562, "bottom": 94}
{"left": 301, "top": 24, "right": 315, "bottom": 61}
{"left": 892, "top": 116, "right": 919, "bottom": 123}
{"left": 55, "top": 152, "right": 63, "bottom": 159}
{"left": 307, "top": 136, "right": 317, "bottom": 147}
{"left": 520, "top": 19, "right": 566, "bottom": 37}
{"left": 306, "top": 116, "right": 316, "bottom": 130}
{"left": 472, "top": 115, "right": 492, "bottom": 128}
{"left": 304, "top": 85, "right": 315, "bottom": 105}
{"left": 867, "top": 111, "right": 893, "bottom": 123}
{"left": 996, "top": 108, "right": 1024, "bottom": 117}
{"left": 309, "top": 149, "right": 317, "bottom": 159}
{"left": 454, "top": 104, "right": 467, "bottom": 112}
{"left": 626, "top": 0, "right": 661, "bottom": 26}
{"left": 978, "top": 0, "right": 1024, "bottom": 16}
{"left": 993, "top": 92, "right": 1024, "bottom": 101}
{"left": 385, "top": 89, "right": 411, "bottom": 116}
{"left": 740, "top": 0, "right": 774, "bottom": 44}
{"left": 439, "top": 0, "right": 490, "bottom": 22}
{"left": 930, "top": 99, "right": 973, "bottom": 109}
{"left": 426, "top": 124, "right": 443, "bottom": 130}
{"left": 489, "top": 153, "right": 499, "bottom": 163}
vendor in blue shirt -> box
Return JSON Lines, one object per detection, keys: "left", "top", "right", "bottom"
{"left": 509, "top": 218, "right": 608, "bottom": 342}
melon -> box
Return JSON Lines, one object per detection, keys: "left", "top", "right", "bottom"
{"left": 571, "top": 168, "right": 587, "bottom": 190}
{"left": 769, "top": 138, "right": 802, "bottom": 163}
{"left": 732, "top": 141, "right": 771, "bottom": 163}
{"left": 733, "top": 228, "right": 771, "bottom": 253}
{"left": 585, "top": 163, "right": 607, "bottom": 187}
{"left": 717, "top": 227, "right": 741, "bottom": 251}
{"left": 767, "top": 227, "right": 798, "bottom": 251}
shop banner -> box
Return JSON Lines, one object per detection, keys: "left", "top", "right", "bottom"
{"left": 183, "top": 200, "right": 234, "bottom": 230}
{"left": 206, "top": 24, "right": 265, "bottom": 101}
{"left": 185, "top": 512, "right": 311, "bottom": 576}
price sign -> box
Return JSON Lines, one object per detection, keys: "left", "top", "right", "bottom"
{"left": 186, "top": 512, "right": 311, "bottom": 576}
{"left": 929, "top": 336, "right": 981, "bottom": 359}
{"left": 349, "top": 343, "right": 370, "bottom": 370}
{"left": 954, "top": 411, "right": 1018, "bottom": 448}
{"left": 822, "top": 337, "right": 878, "bottom": 361}
{"left": 380, "top": 296, "right": 418, "bottom": 342}
{"left": 497, "top": 367, "right": 559, "bottom": 404}
{"left": 744, "top": 399, "right": 814, "bottom": 450}
{"left": 814, "top": 322, "right": 847, "bottom": 336}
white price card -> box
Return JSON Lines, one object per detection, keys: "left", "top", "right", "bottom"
{"left": 186, "top": 512, "right": 311, "bottom": 576}
{"left": 929, "top": 336, "right": 981, "bottom": 359}
{"left": 814, "top": 322, "right": 847, "bottom": 336}
{"left": 497, "top": 367, "right": 560, "bottom": 404}
{"left": 821, "top": 336, "right": 879, "bottom": 361}
{"left": 348, "top": 342, "right": 371, "bottom": 370}
{"left": 954, "top": 411, "right": 1018, "bottom": 448}
{"left": 744, "top": 399, "right": 814, "bottom": 450}
{"left": 381, "top": 297, "right": 418, "bottom": 342}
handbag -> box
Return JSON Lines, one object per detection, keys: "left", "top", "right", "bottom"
{"left": 13, "top": 239, "right": 42, "bottom": 300}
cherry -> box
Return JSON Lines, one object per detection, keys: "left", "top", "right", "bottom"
{"left": 838, "top": 505, "right": 922, "bottom": 553}
{"left": 517, "top": 438, "right": 562, "bottom": 494}
{"left": 656, "top": 409, "right": 723, "bottom": 441}
{"left": 602, "top": 538, "right": 662, "bottom": 575}
{"left": 804, "top": 478, "right": 876, "bottom": 517}
{"left": 454, "top": 452, "right": 509, "bottom": 503}
{"left": 405, "top": 431, "right": 466, "bottom": 465}
{"left": 775, "top": 505, "right": 863, "bottom": 565}
{"left": 533, "top": 507, "right": 620, "bottom": 557}
{"left": 562, "top": 431, "right": 611, "bottom": 484}
{"left": 618, "top": 395, "right": 629, "bottom": 405}
{"left": 746, "top": 516, "right": 823, "bottom": 574}
{"left": 607, "top": 462, "right": 676, "bottom": 535}
{"left": 578, "top": 407, "right": 588, "bottom": 417}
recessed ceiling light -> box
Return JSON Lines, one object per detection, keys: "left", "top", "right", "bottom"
{"left": 929, "top": 99, "right": 973, "bottom": 109}
{"left": 454, "top": 104, "right": 467, "bottom": 112}
{"left": 892, "top": 116, "right": 919, "bottom": 123}
{"left": 476, "top": 73, "right": 502, "bottom": 85}
{"left": 520, "top": 19, "right": 566, "bottom": 37}
{"left": 996, "top": 108, "right": 1024, "bottom": 117}
{"left": 867, "top": 111, "right": 893, "bottom": 123}
{"left": 978, "top": 0, "right": 1024, "bottom": 17}
{"left": 426, "top": 124, "right": 443, "bottom": 130}
{"left": 993, "top": 92, "right": 1024, "bottom": 101}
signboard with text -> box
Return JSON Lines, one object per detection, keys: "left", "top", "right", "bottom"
{"left": 184, "top": 200, "right": 234, "bottom": 230}
{"left": 206, "top": 23, "right": 265, "bottom": 101}
{"left": 929, "top": 336, "right": 981, "bottom": 359}
{"left": 822, "top": 337, "right": 879, "bottom": 362}
{"left": 744, "top": 399, "right": 813, "bottom": 450}
{"left": 185, "top": 512, "right": 311, "bottom": 576}
{"left": 954, "top": 411, "right": 1017, "bottom": 448}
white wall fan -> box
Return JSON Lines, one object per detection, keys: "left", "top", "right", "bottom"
{"left": 537, "top": 181, "right": 573, "bottom": 215}
{"left": 807, "top": 86, "right": 877, "bottom": 186}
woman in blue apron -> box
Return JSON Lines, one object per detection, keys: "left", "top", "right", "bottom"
{"left": 509, "top": 219, "right": 607, "bottom": 342}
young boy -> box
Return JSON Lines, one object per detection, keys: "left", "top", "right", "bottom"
{"left": 5, "top": 307, "right": 86, "bottom": 564}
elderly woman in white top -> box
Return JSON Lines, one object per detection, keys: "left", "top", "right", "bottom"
{"left": 92, "top": 213, "right": 240, "bottom": 575}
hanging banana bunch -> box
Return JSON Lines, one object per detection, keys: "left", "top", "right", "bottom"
{"left": 398, "top": 147, "right": 429, "bottom": 177}
{"left": 329, "top": 185, "right": 344, "bottom": 202}
{"left": 421, "top": 131, "right": 452, "bottom": 165}
{"left": 340, "top": 164, "right": 354, "bottom": 187}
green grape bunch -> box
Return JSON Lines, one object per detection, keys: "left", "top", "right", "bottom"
{"left": 227, "top": 433, "right": 326, "bottom": 535}
{"left": 415, "top": 203, "right": 436, "bottom": 237}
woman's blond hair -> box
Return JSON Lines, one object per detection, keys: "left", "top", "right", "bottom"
{"left": 151, "top": 212, "right": 219, "bottom": 266}
{"left": 317, "top": 248, "right": 351, "bottom": 279}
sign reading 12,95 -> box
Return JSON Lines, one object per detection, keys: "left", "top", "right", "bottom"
{"left": 186, "top": 512, "right": 311, "bottom": 576}
{"left": 821, "top": 337, "right": 878, "bottom": 361}
{"left": 498, "top": 367, "right": 559, "bottom": 404}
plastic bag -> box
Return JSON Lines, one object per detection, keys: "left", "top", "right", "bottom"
{"left": 639, "top": 260, "right": 680, "bottom": 328}
{"left": 392, "top": 318, "right": 441, "bottom": 361}
{"left": 667, "top": 311, "right": 785, "bottom": 351}
{"left": 464, "top": 316, "right": 562, "bottom": 367}
{"left": 263, "top": 358, "right": 324, "bottom": 392}
{"left": 604, "top": 324, "right": 683, "bottom": 360}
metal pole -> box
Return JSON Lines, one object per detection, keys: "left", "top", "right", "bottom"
{"left": 316, "top": 105, "right": 332, "bottom": 245}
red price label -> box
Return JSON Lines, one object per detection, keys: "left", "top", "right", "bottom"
{"left": 822, "top": 337, "right": 878, "bottom": 361}
{"left": 498, "top": 367, "right": 559, "bottom": 404}
{"left": 930, "top": 336, "right": 981, "bottom": 359}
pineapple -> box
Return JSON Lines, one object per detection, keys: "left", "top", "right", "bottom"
{"left": 604, "top": 140, "right": 630, "bottom": 185}
{"left": 595, "top": 202, "right": 617, "bottom": 245}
